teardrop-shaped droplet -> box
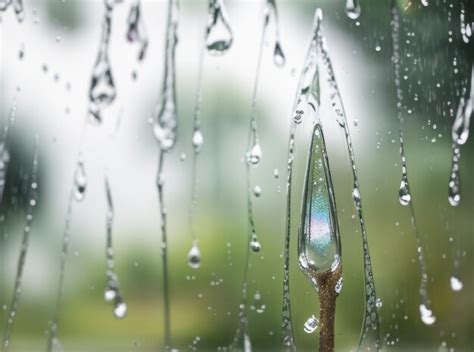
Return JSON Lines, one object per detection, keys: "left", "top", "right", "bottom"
{"left": 345, "top": 0, "right": 361, "bottom": 20}
{"left": 246, "top": 143, "right": 262, "bottom": 166}
{"left": 192, "top": 129, "right": 204, "bottom": 153}
{"left": 13, "top": 0, "right": 24, "bottom": 22}
{"left": 298, "top": 123, "right": 341, "bottom": 276}
{"left": 450, "top": 276, "right": 463, "bottom": 292}
{"left": 398, "top": 178, "right": 411, "bottom": 206}
{"left": 273, "top": 41, "right": 286, "bottom": 67}
{"left": 452, "top": 67, "right": 473, "bottom": 145}
{"left": 303, "top": 315, "right": 319, "bottom": 334}
{"left": 206, "top": 0, "right": 233, "bottom": 55}
{"left": 152, "top": 0, "right": 179, "bottom": 151}
{"left": 114, "top": 301, "right": 127, "bottom": 319}
{"left": 419, "top": 303, "right": 436, "bottom": 325}
{"left": 250, "top": 233, "right": 261, "bottom": 253}
{"left": 89, "top": 4, "right": 116, "bottom": 124}
{"left": 253, "top": 185, "right": 262, "bottom": 197}
{"left": 126, "top": 0, "right": 148, "bottom": 61}
{"left": 188, "top": 243, "right": 201, "bottom": 269}
{"left": 73, "top": 160, "right": 87, "bottom": 201}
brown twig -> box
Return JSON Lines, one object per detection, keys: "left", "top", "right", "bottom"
{"left": 314, "top": 266, "right": 342, "bottom": 352}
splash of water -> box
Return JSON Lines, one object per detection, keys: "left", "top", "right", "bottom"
{"left": 153, "top": 0, "right": 179, "bottom": 349}
{"left": 448, "top": 64, "right": 473, "bottom": 206}
{"left": 2, "top": 138, "right": 39, "bottom": 350}
{"left": 206, "top": 0, "right": 233, "bottom": 55}
{"left": 390, "top": 2, "right": 436, "bottom": 327}
{"left": 103, "top": 177, "right": 127, "bottom": 319}
{"left": 126, "top": 0, "right": 148, "bottom": 61}
{"left": 89, "top": 0, "right": 117, "bottom": 124}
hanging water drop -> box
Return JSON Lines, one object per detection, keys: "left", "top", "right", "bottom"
{"left": 250, "top": 233, "right": 261, "bottom": 253}
{"left": 192, "top": 128, "right": 204, "bottom": 153}
{"left": 345, "top": 0, "right": 361, "bottom": 20}
{"left": 206, "top": 0, "right": 233, "bottom": 55}
{"left": 73, "top": 160, "right": 87, "bottom": 201}
{"left": 114, "top": 302, "right": 127, "bottom": 319}
{"left": 419, "top": 304, "right": 436, "bottom": 325}
{"left": 126, "top": 0, "right": 148, "bottom": 61}
{"left": 246, "top": 143, "right": 262, "bottom": 166}
{"left": 152, "top": 0, "right": 179, "bottom": 152}
{"left": 273, "top": 41, "right": 285, "bottom": 67}
{"left": 88, "top": 0, "right": 117, "bottom": 124}
{"left": 398, "top": 179, "right": 411, "bottom": 206}
{"left": 187, "top": 242, "right": 201, "bottom": 269}
{"left": 253, "top": 185, "right": 261, "bottom": 197}
{"left": 303, "top": 315, "right": 319, "bottom": 334}
{"left": 450, "top": 276, "right": 463, "bottom": 292}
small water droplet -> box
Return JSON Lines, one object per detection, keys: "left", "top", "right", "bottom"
{"left": 253, "top": 185, "right": 261, "bottom": 197}
{"left": 450, "top": 276, "right": 463, "bottom": 292}
{"left": 192, "top": 129, "right": 204, "bottom": 153}
{"left": 303, "top": 315, "right": 319, "bottom": 334}
{"left": 73, "top": 160, "right": 87, "bottom": 201}
{"left": 335, "top": 277, "right": 343, "bottom": 294}
{"left": 250, "top": 234, "right": 261, "bottom": 253}
{"left": 273, "top": 41, "right": 285, "bottom": 67}
{"left": 188, "top": 243, "right": 201, "bottom": 269}
{"left": 375, "top": 297, "right": 383, "bottom": 308}
{"left": 247, "top": 143, "right": 262, "bottom": 166}
{"left": 114, "top": 302, "right": 127, "bottom": 319}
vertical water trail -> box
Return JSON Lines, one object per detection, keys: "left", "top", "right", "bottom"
{"left": 229, "top": 2, "right": 285, "bottom": 350}
{"left": 126, "top": 0, "right": 148, "bottom": 61}
{"left": 314, "top": 12, "right": 380, "bottom": 349}
{"left": 2, "top": 137, "right": 39, "bottom": 350}
{"left": 88, "top": 0, "right": 118, "bottom": 124}
{"left": 448, "top": 64, "right": 473, "bottom": 207}
{"left": 152, "top": 0, "right": 179, "bottom": 349}
{"left": 280, "top": 9, "right": 322, "bottom": 351}
{"left": 47, "top": 133, "right": 87, "bottom": 352}
{"left": 47, "top": 0, "right": 121, "bottom": 345}
{"left": 205, "top": 0, "right": 233, "bottom": 55}
{"left": 103, "top": 177, "right": 127, "bottom": 318}
{"left": 390, "top": 3, "right": 436, "bottom": 327}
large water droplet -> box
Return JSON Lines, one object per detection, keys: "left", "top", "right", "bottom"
{"left": 419, "top": 304, "right": 436, "bottom": 325}
{"left": 303, "top": 315, "right": 319, "bottom": 334}
{"left": 188, "top": 243, "right": 201, "bottom": 269}
{"left": 398, "top": 179, "right": 411, "bottom": 206}
{"left": 250, "top": 233, "right": 261, "bottom": 253}
{"left": 345, "top": 0, "right": 361, "bottom": 20}
{"left": 206, "top": 0, "right": 233, "bottom": 55}
{"left": 73, "top": 160, "right": 87, "bottom": 201}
